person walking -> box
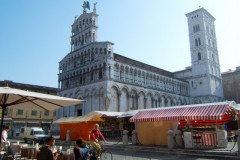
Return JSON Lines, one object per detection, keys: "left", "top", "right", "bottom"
{"left": 1, "top": 126, "right": 10, "bottom": 150}
{"left": 89, "top": 124, "right": 105, "bottom": 160}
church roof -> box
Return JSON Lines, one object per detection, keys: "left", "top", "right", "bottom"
{"left": 114, "top": 53, "right": 173, "bottom": 78}
{"left": 186, "top": 7, "right": 215, "bottom": 21}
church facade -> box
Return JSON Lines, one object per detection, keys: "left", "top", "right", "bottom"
{"left": 56, "top": 4, "right": 224, "bottom": 118}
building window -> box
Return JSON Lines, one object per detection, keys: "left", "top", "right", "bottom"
{"left": 193, "top": 24, "right": 200, "bottom": 33}
{"left": 238, "top": 83, "right": 240, "bottom": 89}
{"left": 198, "top": 38, "right": 201, "bottom": 45}
{"left": 195, "top": 39, "right": 198, "bottom": 46}
{"left": 198, "top": 52, "right": 201, "bottom": 60}
{"left": 4, "top": 108, "right": 8, "bottom": 116}
{"left": 77, "top": 109, "right": 82, "bottom": 116}
{"left": 32, "top": 110, "right": 37, "bottom": 116}
{"left": 206, "top": 26, "right": 209, "bottom": 33}
{"left": 226, "top": 85, "right": 231, "bottom": 92}
{"left": 17, "top": 109, "right": 23, "bottom": 115}
{"left": 44, "top": 111, "right": 49, "bottom": 116}
{"left": 212, "top": 54, "right": 215, "bottom": 61}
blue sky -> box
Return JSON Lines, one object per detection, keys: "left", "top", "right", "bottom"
{"left": 0, "top": 0, "right": 239, "bottom": 88}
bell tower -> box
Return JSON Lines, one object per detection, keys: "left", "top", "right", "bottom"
{"left": 70, "top": 2, "right": 98, "bottom": 51}
{"left": 186, "top": 8, "right": 224, "bottom": 102}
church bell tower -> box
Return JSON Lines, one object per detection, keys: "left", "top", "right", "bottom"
{"left": 186, "top": 8, "right": 224, "bottom": 103}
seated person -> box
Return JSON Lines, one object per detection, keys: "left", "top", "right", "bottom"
{"left": 74, "top": 138, "right": 89, "bottom": 160}
{"left": 38, "top": 137, "right": 60, "bottom": 160}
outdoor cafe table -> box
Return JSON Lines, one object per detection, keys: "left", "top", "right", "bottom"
{"left": 21, "top": 146, "right": 38, "bottom": 159}
{"left": 12, "top": 143, "right": 21, "bottom": 153}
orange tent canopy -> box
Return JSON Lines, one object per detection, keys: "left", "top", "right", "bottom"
{"left": 54, "top": 113, "right": 104, "bottom": 140}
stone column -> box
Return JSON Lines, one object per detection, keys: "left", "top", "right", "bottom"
{"left": 105, "top": 65, "right": 109, "bottom": 79}
{"left": 66, "top": 130, "right": 71, "bottom": 143}
{"left": 237, "top": 129, "right": 240, "bottom": 152}
{"left": 108, "top": 66, "right": 111, "bottom": 79}
{"left": 131, "top": 95, "right": 134, "bottom": 109}
{"left": 122, "top": 130, "right": 129, "bottom": 145}
{"left": 161, "top": 97, "right": 165, "bottom": 107}
{"left": 144, "top": 97, "right": 147, "bottom": 109}
{"left": 175, "top": 130, "right": 183, "bottom": 147}
{"left": 127, "top": 94, "right": 132, "bottom": 110}
{"left": 216, "top": 129, "right": 227, "bottom": 148}
{"left": 157, "top": 98, "right": 160, "bottom": 107}
{"left": 117, "top": 92, "right": 121, "bottom": 112}
{"left": 151, "top": 98, "right": 154, "bottom": 108}
{"left": 126, "top": 93, "right": 130, "bottom": 111}
{"left": 118, "top": 68, "right": 121, "bottom": 80}
{"left": 136, "top": 95, "right": 139, "bottom": 109}
{"left": 167, "top": 98, "right": 171, "bottom": 107}
{"left": 167, "top": 130, "right": 175, "bottom": 148}
{"left": 132, "top": 130, "right": 137, "bottom": 145}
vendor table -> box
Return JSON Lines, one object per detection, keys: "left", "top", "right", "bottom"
{"left": 184, "top": 132, "right": 218, "bottom": 148}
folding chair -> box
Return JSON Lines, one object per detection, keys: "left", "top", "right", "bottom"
{"left": 8, "top": 144, "right": 24, "bottom": 160}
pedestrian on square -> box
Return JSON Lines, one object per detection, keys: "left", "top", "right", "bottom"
{"left": 1, "top": 126, "right": 10, "bottom": 150}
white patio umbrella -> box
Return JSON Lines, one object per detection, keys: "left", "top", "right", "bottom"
{"left": 0, "top": 86, "right": 84, "bottom": 145}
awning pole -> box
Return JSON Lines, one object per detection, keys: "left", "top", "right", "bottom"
{"left": 0, "top": 105, "right": 6, "bottom": 146}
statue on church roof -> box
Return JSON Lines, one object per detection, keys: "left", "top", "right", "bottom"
{"left": 82, "top": 1, "right": 90, "bottom": 13}
{"left": 94, "top": 2, "right": 98, "bottom": 8}
{"left": 93, "top": 2, "right": 97, "bottom": 13}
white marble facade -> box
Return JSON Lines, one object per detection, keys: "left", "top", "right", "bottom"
{"left": 57, "top": 5, "right": 224, "bottom": 118}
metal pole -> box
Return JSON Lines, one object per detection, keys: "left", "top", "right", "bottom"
{"left": 0, "top": 105, "right": 6, "bottom": 146}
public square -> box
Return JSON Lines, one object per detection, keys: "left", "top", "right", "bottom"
{"left": 1, "top": 0, "right": 240, "bottom": 160}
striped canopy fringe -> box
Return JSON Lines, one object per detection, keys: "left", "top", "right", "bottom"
{"left": 130, "top": 104, "right": 235, "bottom": 123}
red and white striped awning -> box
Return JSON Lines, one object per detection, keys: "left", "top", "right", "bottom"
{"left": 130, "top": 102, "right": 235, "bottom": 122}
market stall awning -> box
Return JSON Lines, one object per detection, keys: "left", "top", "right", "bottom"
{"left": 88, "top": 111, "right": 123, "bottom": 117}
{"left": 117, "top": 109, "right": 142, "bottom": 118}
{"left": 130, "top": 101, "right": 236, "bottom": 122}
{"left": 54, "top": 114, "right": 104, "bottom": 124}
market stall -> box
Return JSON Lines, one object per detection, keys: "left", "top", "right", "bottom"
{"left": 117, "top": 110, "right": 140, "bottom": 137}
{"left": 90, "top": 111, "right": 123, "bottom": 138}
{"left": 54, "top": 111, "right": 123, "bottom": 140}
{"left": 130, "top": 101, "right": 238, "bottom": 148}
{"left": 54, "top": 113, "right": 104, "bottom": 140}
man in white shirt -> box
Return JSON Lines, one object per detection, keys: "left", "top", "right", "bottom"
{"left": 1, "top": 126, "right": 10, "bottom": 150}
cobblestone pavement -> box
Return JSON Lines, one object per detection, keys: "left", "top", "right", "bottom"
{"left": 101, "top": 150, "right": 218, "bottom": 160}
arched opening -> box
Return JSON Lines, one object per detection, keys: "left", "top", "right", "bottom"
{"left": 198, "top": 52, "right": 201, "bottom": 60}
